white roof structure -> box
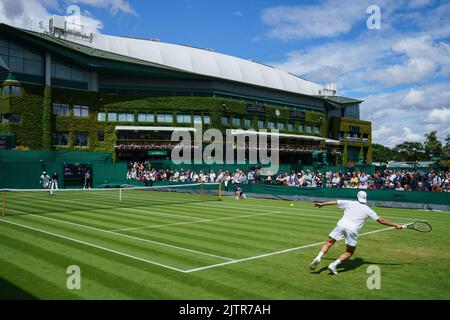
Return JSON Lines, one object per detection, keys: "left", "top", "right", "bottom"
{"left": 64, "top": 32, "right": 324, "bottom": 96}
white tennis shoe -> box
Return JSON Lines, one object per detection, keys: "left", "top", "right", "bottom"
{"left": 309, "top": 257, "right": 321, "bottom": 271}
{"left": 328, "top": 263, "right": 338, "bottom": 275}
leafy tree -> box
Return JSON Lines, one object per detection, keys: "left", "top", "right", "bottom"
{"left": 372, "top": 143, "right": 395, "bottom": 163}
{"left": 443, "top": 134, "right": 450, "bottom": 159}
{"left": 424, "top": 131, "right": 443, "bottom": 159}
{"left": 392, "top": 142, "right": 425, "bottom": 161}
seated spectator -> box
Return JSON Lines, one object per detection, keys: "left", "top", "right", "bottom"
{"left": 395, "top": 182, "right": 404, "bottom": 191}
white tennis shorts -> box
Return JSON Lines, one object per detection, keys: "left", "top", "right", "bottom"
{"left": 329, "top": 226, "right": 358, "bottom": 246}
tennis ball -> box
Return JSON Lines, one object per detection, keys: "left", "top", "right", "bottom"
{"left": 290, "top": 203, "right": 294, "bottom": 207}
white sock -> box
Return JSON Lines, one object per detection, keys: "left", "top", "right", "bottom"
{"left": 331, "top": 259, "right": 342, "bottom": 267}
{"left": 316, "top": 251, "right": 324, "bottom": 260}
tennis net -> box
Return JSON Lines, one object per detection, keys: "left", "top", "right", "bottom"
{"left": 0, "top": 183, "right": 221, "bottom": 216}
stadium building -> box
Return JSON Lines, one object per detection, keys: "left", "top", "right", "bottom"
{"left": 0, "top": 18, "right": 372, "bottom": 169}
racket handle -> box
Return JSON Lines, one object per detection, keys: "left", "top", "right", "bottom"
{"left": 401, "top": 225, "right": 408, "bottom": 229}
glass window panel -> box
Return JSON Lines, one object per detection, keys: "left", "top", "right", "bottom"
{"left": 258, "top": 120, "right": 265, "bottom": 128}
{"left": 268, "top": 121, "right": 275, "bottom": 129}
{"left": 314, "top": 126, "right": 321, "bottom": 134}
{"left": 158, "top": 114, "right": 173, "bottom": 123}
{"left": 9, "top": 43, "right": 23, "bottom": 58}
{"left": 54, "top": 62, "right": 71, "bottom": 79}
{"left": 24, "top": 49, "right": 42, "bottom": 61}
{"left": 9, "top": 57, "right": 23, "bottom": 72}
{"left": 221, "top": 116, "right": 229, "bottom": 125}
{"left": 74, "top": 133, "right": 88, "bottom": 147}
{"left": 288, "top": 123, "right": 293, "bottom": 131}
{"left": 24, "top": 59, "right": 43, "bottom": 75}
{"left": 299, "top": 124, "right": 304, "bottom": 132}
{"left": 71, "top": 68, "right": 84, "bottom": 82}
{"left": 98, "top": 132, "right": 105, "bottom": 142}
{"left": 203, "top": 115, "right": 211, "bottom": 124}
{"left": 278, "top": 122, "right": 285, "bottom": 129}
{"left": 108, "top": 112, "right": 117, "bottom": 122}
{"left": 232, "top": 118, "right": 241, "bottom": 126}
{"left": 98, "top": 112, "right": 106, "bottom": 121}
{"left": 177, "top": 114, "right": 192, "bottom": 123}
{"left": 306, "top": 125, "right": 312, "bottom": 133}
{"left": 0, "top": 47, "right": 8, "bottom": 55}
{"left": 244, "top": 119, "right": 252, "bottom": 127}
{"left": 53, "top": 132, "right": 69, "bottom": 146}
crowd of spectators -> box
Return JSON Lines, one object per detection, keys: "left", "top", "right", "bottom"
{"left": 127, "top": 161, "right": 450, "bottom": 192}
{"left": 325, "top": 169, "right": 450, "bottom": 192}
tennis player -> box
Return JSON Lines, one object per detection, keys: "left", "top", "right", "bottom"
{"left": 40, "top": 171, "right": 52, "bottom": 194}
{"left": 309, "top": 191, "right": 402, "bottom": 275}
{"left": 234, "top": 186, "right": 246, "bottom": 200}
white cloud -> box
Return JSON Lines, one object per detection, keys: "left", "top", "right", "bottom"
{"left": 66, "top": 0, "right": 137, "bottom": 16}
{"left": 424, "top": 108, "right": 450, "bottom": 124}
{"left": 0, "top": 0, "right": 53, "bottom": 31}
{"left": 261, "top": 0, "right": 374, "bottom": 40}
{"left": 361, "top": 82, "right": 450, "bottom": 146}
{"left": 408, "top": 0, "right": 433, "bottom": 8}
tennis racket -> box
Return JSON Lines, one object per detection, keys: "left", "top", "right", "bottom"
{"left": 402, "top": 221, "right": 432, "bottom": 233}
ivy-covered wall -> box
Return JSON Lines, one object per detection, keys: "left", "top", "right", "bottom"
{"left": 328, "top": 116, "right": 372, "bottom": 164}
{"left": 1, "top": 83, "right": 328, "bottom": 156}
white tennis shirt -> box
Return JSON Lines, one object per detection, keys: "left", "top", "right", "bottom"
{"left": 336, "top": 200, "right": 380, "bottom": 233}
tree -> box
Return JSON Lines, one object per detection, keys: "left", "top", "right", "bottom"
{"left": 443, "top": 134, "right": 450, "bottom": 159}
{"left": 372, "top": 143, "right": 395, "bottom": 163}
{"left": 424, "top": 131, "right": 443, "bottom": 159}
{"left": 392, "top": 142, "right": 425, "bottom": 161}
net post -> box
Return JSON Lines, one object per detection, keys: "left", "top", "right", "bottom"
{"left": 2, "top": 191, "right": 5, "bottom": 217}
{"left": 218, "top": 182, "right": 222, "bottom": 201}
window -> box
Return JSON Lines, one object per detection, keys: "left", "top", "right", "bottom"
{"left": 232, "top": 118, "right": 241, "bottom": 126}
{"left": 244, "top": 119, "right": 252, "bottom": 127}
{"left": 98, "top": 112, "right": 106, "bottom": 121}
{"left": 306, "top": 125, "right": 312, "bottom": 133}
{"left": 138, "top": 113, "right": 154, "bottom": 123}
{"left": 193, "top": 115, "right": 202, "bottom": 123}
{"left": 203, "top": 115, "right": 211, "bottom": 124}
{"left": 177, "top": 114, "right": 192, "bottom": 124}
{"left": 52, "top": 103, "right": 70, "bottom": 116}
{"left": 0, "top": 38, "right": 43, "bottom": 76}
{"left": 98, "top": 131, "right": 105, "bottom": 142}
{"left": 118, "top": 113, "right": 134, "bottom": 122}
{"left": 157, "top": 114, "right": 173, "bottom": 123}
{"left": 278, "top": 122, "right": 285, "bottom": 130}
{"left": 73, "top": 105, "right": 89, "bottom": 117}
{"left": 299, "top": 124, "right": 304, "bottom": 132}
{"left": 288, "top": 123, "right": 294, "bottom": 132}
{"left": 2, "top": 85, "right": 21, "bottom": 96}
{"left": 268, "top": 121, "right": 275, "bottom": 129}
{"left": 314, "top": 126, "right": 321, "bottom": 134}
{"left": 1, "top": 114, "right": 20, "bottom": 124}
{"left": 108, "top": 112, "right": 117, "bottom": 122}
{"left": 344, "top": 104, "right": 360, "bottom": 119}
{"left": 258, "top": 120, "right": 265, "bottom": 128}
{"left": 53, "top": 132, "right": 69, "bottom": 146}
{"left": 74, "top": 132, "right": 88, "bottom": 147}
{"left": 221, "top": 116, "right": 229, "bottom": 125}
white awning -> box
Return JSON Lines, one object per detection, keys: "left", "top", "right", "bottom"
{"left": 230, "top": 129, "right": 325, "bottom": 141}
{"left": 115, "top": 126, "right": 196, "bottom": 132}
{"left": 325, "top": 139, "right": 341, "bottom": 145}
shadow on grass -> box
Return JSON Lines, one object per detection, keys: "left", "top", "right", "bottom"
{"left": 311, "top": 257, "right": 402, "bottom": 275}
{"left": 0, "top": 277, "right": 37, "bottom": 300}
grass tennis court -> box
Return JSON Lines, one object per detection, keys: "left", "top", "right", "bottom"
{"left": 0, "top": 186, "right": 449, "bottom": 299}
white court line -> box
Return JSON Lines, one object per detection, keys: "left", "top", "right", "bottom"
{"left": 184, "top": 226, "right": 399, "bottom": 273}
{"left": 111, "top": 210, "right": 283, "bottom": 232}
{"left": 5, "top": 210, "right": 233, "bottom": 261}
{"left": 0, "top": 218, "right": 188, "bottom": 273}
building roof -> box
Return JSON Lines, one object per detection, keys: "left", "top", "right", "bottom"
{"left": 319, "top": 96, "right": 363, "bottom": 104}
{"left": 8, "top": 22, "right": 324, "bottom": 97}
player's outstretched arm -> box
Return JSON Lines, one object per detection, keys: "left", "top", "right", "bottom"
{"left": 314, "top": 200, "right": 337, "bottom": 208}
{"left": 377, "top": 217, "right": 402, "bottom": 229}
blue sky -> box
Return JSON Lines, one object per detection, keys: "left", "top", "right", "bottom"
{"left": 1, "top": 0, "right": 449, "bottom": 147}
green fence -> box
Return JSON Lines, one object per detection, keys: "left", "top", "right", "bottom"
{"left": 0, "top": 150, "right": 127, "bottom": 189}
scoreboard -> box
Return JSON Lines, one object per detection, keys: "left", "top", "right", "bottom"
{"left": 63, "top": 163, "right": 91, "bottom": 179}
